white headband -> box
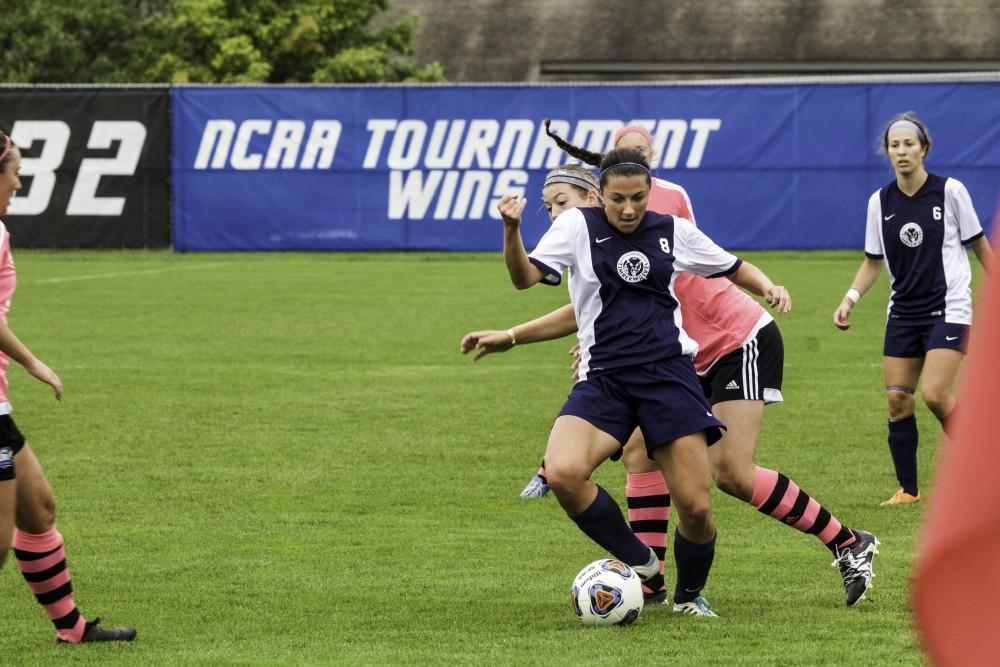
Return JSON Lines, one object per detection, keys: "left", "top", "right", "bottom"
{"left": 887, "top": 120, "right": 926, "bottom": 142}
{"left": 544, "top": 168, "right": 599, "bottom": 193}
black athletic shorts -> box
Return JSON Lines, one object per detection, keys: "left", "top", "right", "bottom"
{"left": 699, "top": 320, "right": 784, "bottom": 405}
{"left": 0, "top": 414, "right": 25, "bottom": 481}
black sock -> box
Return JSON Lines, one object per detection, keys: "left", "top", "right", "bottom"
{"left": 571, "top": 485, "right": 650, "bottom": 566}
{"left": 888, "top": 416, "right": 919, "bottom": 495}
{"left": 673, "top": 529, "right": 716, "bottom": 604}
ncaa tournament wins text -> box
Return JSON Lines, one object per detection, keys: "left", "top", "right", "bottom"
{"left": 194, "top": 118, "right": 721, "bottom": 220}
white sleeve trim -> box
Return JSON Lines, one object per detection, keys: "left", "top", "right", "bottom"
{"left": 864, "top": 191, "right": 884, "bottom": 256}
{"left": 672, "top": 217, "right": 739, "bottom": 277}
{"left": 945, "top": 178, "right": 983, "bottom": 243}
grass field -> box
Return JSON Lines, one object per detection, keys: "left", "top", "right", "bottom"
{"left": 0, "top": 249, "right": 977, "bottom": 666}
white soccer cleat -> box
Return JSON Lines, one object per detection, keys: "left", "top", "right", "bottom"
{"left": 629, "top": 547, "right": 661, "bottom": 582}
{"left": 672, "top": 596, "right": 718, "bottom": 617}
{"left": 518, "top": 474, "right": 549, "bottom": 498}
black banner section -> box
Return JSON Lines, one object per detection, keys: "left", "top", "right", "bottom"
{"left": 0, "top": 87, "right": 170, "bottom": 248}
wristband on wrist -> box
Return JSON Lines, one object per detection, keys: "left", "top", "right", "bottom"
{"left": 507, "top": 328, "right": 517, "bottom": 345}
{"left": 845, "top": 288, "right": 861, "bottom": 305}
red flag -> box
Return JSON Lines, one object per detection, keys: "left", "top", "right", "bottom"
{"left": 913, "top": 211, "right": 1000, "bottom": 666}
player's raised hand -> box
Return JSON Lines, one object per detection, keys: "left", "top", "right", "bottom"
{"left": 765, "top": 285, "right": 791, "bottom": 314}
{"left": 460, "top": 329, "right": 515, "bottom": 361}
{"left": 497, "top": 194, "right": 527, "bottom": 228}
{"left": 833, "top": 300, "right": 853, "bottom": 330}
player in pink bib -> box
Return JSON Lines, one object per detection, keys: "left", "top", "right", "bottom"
{"left": 0, "top": 130, "right": 135, "bottom": 643}
{"left": 461, "top": 123, "right": 878, "bottom": 607}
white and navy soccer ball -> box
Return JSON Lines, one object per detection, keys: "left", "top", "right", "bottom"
{"left": 570, "top": 559, "right": 644, "bottom": 626}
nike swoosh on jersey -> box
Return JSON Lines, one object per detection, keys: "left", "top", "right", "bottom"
{"left": 945, "top": 336, "right": 959, "bottom": 341}
{"left": 596, "top": 236, "right": 612, "bottom": 243}
{"left": 884, "top": 213, "right": 897, "bottom": 220}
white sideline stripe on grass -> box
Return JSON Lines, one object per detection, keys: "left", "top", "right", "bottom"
{"left": 29, "top": 262, "right": 230, "bottom": 284}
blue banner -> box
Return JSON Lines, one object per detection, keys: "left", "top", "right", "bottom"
{"left": 172, "top": 82, "right": 1000, "bottom": 251}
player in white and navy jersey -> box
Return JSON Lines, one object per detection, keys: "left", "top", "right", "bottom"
{"left": 465, "top": 122, "right": 880, "bottom": 609}
{"left": 497, "top": 147, "right": 794, "bottom": 616}
{"left": 0, "top": 131, "right": 136, "bottom": 643}
{"left": 834, "top": 113, "right": 993, "bottom": 506}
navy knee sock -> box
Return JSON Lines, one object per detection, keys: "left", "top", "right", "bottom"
{"left": 673, "top": 529, "right": 716, "bottom": 604}
{"left": 888, "top": 415, "right": 919, "bottom": 495}
{"left": 571, "top": 485, "right": 650, "bottom": 566}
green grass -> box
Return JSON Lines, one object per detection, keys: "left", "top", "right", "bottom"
{"left": 0, "top": 249, "right": 977, "bottom": 666}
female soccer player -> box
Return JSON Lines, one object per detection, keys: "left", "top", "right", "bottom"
{"left": 0, "top": 131, "right": 136, "bottom": 643}
{"left": 834, "top": 112, "right": 993, "bottom": 506}
{"left": 465, "top": 123, "right": 880, "bottom": 608}
{"left": 494, "top": 146, "right": 801, "bottom": 616}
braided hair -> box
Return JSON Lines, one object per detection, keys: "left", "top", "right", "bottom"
{"left": 543, "top": 119, "right": 604, "bottom": 168}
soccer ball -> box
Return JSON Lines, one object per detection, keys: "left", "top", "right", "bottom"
{"left": 570, "top": 559, "right": 644, "bottom": 626}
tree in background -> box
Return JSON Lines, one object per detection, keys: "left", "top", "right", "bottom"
{"left": 0, "top": 0, "right": 443, "bottom": 83}
{"left": 0, "top": 1, "right": 158, "bottom": 83}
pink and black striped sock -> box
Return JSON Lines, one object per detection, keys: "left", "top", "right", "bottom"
{"left": 750, "top": 466, "right": 855, "bottom": 552}
{"left": 626, "top": 471, "right": 670, "bottom": 596}
{"left": 13, "top": 527, "right": 88, "bottom": 643}
{"left": 536, "top": 461, "right": 547, "bottom": 484}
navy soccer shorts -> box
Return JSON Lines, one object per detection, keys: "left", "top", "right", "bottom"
{"left": 884, "top": 318, "right": 968, "bottom": 357}
{"left": 560, "top": 355, "right": 724, "bottom": 459}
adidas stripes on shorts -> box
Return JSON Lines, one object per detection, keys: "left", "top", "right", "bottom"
{"left": 699, "top": 321, "right": 784, "bottom": 405}
{"left": 0, "top": 415, "right": 25, "bottom": 481}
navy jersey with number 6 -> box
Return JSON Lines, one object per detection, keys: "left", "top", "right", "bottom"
{"left": 528, "top": 207, "right": 741, "bottom": 381}
{"left": 865, "top": 173, "right": 983, "bottom": 323}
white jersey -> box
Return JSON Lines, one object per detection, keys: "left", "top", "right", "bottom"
{"left": 528, "top": 207, "right": 740, "bottom": 381}
{"left": 865, "top": 174, "right": 983, "bottom": 324}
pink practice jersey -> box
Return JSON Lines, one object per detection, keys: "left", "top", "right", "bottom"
{"left": 648, "top": 178, "right": 770, "bottom": 374}
{"left": 0, "top": 222, "right": 15, "bottom": 413}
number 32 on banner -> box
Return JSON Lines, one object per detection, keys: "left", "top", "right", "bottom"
{"left": 8, "top": 120, "right": 147, "bottom": 217}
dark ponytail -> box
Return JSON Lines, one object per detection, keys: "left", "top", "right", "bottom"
{"left": 543, "top": 119, "right": 604, "bottom": 167}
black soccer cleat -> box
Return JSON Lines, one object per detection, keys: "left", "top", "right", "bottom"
{"left": 832, "top": 530, "right": 880, "bottom": 606}
{"left": 58, "top": 617, "right": 137, "bottom": 643}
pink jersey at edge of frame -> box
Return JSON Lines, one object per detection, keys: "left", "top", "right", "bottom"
{"left": 648, "top": 178, "right": 765, "bottom": 374}
{"left": 0, "top": 222, "right": 15, "bottom": 408}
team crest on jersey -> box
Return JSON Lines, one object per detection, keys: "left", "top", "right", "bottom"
{"left": 899, "top": 222, "right": 923, "bottom": 248}
{"left": 616, "top": 251, "right": 650, "bottom": 283}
